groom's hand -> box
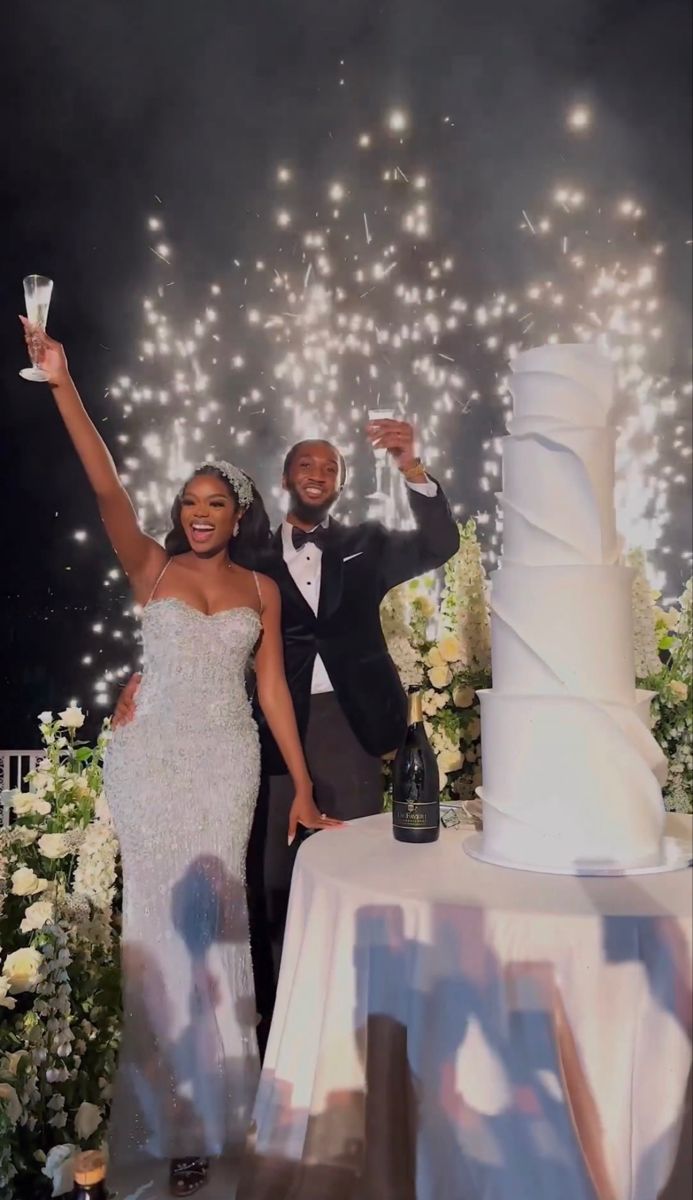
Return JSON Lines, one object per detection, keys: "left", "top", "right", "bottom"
{"left": 366, "top": 418, "right": 417, "bottom": 470}
{"left": 112, "top": 673, "right": 142, "bottom": 729}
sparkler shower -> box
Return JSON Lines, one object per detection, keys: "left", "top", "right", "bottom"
{"left": 72, "top": 108, "right": 691, "bottom": 710}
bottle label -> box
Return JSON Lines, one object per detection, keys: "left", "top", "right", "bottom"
{"left": 393, "top": 800, "right": 439, "bottom": 830}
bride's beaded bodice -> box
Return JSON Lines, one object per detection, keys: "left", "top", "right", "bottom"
{"left": 133, "top": 597, "right": 261, "bottom": 730}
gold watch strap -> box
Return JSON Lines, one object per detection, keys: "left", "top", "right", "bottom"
{"left": 400, "top": 458, "right": 427, "bottom": 481}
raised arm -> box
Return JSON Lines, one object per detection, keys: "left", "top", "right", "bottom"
{"left": 377, "top": 481, "right": 460, "bottom": 593}
{"left": 21, "top": 320, "right": 164, "bottom": 588}
{"left": 366, "top": 417, "right": 460, "bottom": 592}
{"left": 253, "top": 575, "right": 343, "bottom": 842}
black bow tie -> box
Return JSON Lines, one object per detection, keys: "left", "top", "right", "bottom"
{"left": 291, "top": 525, "right": 329, "bottom": 552}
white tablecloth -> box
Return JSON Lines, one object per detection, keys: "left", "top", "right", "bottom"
{"left": 239, "top": 814, "right": 692, "bottom": 1200}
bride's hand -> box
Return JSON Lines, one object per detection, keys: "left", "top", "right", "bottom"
{"left": 19, "top": 317, "right": 70, "bottom": 387}
{"left": 288, "top": 786, "right": 344, "bottom": 846}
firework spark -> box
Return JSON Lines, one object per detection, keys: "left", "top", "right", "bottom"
{"left": 71, "top": 110, "right": 690, "bottom": 707}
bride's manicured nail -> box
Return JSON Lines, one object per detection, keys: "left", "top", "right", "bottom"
{"left": 287, "top": 833, "right": 295, "bottom": 847}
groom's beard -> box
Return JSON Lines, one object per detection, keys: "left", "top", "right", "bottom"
{"left": 286, "top": 486, "right": 337, "bottom": 527}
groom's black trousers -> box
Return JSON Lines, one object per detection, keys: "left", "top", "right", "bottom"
{"left": 246, "top": 691, "right": 383, "bottom": 1056}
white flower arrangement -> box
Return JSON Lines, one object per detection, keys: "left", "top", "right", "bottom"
{"left": 0, "top": 710, "right": 120, "bottom": 1199}
{"left": 381, "top": 520, "right": 492, "bottom": 807}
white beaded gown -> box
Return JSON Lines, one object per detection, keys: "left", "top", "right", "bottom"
{"left": 103, "top": 578, "right": 262, "bottom": 1163}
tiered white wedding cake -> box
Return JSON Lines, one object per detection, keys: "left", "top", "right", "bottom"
{"left": 473, "top": 343, "right": 669, "bottom": 873}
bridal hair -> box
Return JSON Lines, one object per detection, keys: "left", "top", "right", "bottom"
{"left": 165, "top": 463, "right": 271, "bottom": 566}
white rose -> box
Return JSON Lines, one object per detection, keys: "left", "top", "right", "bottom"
{"left": 11, "top": 791, "right": 51, "bottom": 818}
{"left": 38, "top": 711, "right": 54, "bottom": 726}
{"left": 437, "top": 748, "right": 464, "bottom": 788}
{"left": 669, "top": 680, "right": 689, "bottom": 702}
{"left": 94, "top": 792, "right": 113, "bottom": 825}
{"left": 11, "top": 867, "right": 50, "bottom": 897}
{"left": 11, "top": 827, "right": 38, "bottom": 846}
{"left": 428, "top": 664, "right": 452, "bottom": 690}
{"left": 438, "top": 635, "right": 463, "bottom": 663}
{"left": 74, "top": 1100, "right": 103, "bottom": 1141}
{"left": 425, "top": 646, "right": 444, "bottom": 669}
{"left": 31, "top": 772, "right": 53, "bottom": 798}
{"left": 20, "top": 900, "right": 55, "bottom": 934}
{"left": 0, "top": 1082, "right": 22, "bottom": 1125}
{"left": 452, "top": 685, "right": 475, "bottom": 708}
{"left": 2, "top": 947, "right": 43, "bottom": 993}
{"left": 38, "top": 833, "right": 71, "bottom": 860}
{"left": 58, "top": 705, "right": 85, "bottom": 730}
{"left": 438, "top": 748, "right": 464, "bottom": 774}
{"left": 3, "top": 1049, "right": 28, "bottom": 1075}
{"left": 42, "top": 1144, "right": 77, "bottom": 1197}
{"left": 0, "top": 976, "right": 17, "bottom": 1010}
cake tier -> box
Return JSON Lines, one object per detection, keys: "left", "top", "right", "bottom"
{"left": 509, "top": 372, "right": 612, "bottom": 432}
{"left": 501, "top": 425, "right": 618, "bottom": 565}
{"left": 490, "top": 564, "right": 635, "bottom": 703}
{"left": 477, "top": 691, "right": 667, "bottom": 871}
{"left": 511, "top": 343, "right": 615, "bottom": 408}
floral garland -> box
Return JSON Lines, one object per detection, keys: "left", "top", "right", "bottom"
{"left": 0, "top": 710, "right": 120, "bottom": 1199}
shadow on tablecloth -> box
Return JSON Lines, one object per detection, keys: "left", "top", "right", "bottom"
{"left": 238, "top": 901, "right": 626, "bottom": 1200}
{"left": 593, "top": 871, "right": 693, "bottom": 1200}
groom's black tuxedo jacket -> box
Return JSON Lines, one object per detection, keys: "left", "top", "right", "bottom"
{"left": 254, "top": 482, "right": 459, "bottom": 774}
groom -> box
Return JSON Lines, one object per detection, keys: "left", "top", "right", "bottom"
{"left": 247, "top": 419, "right": 458, "bottom": 1044}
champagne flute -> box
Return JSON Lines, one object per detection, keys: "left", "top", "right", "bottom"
{"left": 367, "top": 406, "right": 394, "bottom": 500}
{"left": 19, "top": 275, "right": 54, "bottom": 382}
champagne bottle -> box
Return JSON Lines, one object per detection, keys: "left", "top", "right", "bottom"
{"left": 392, "top": 689, "right": 440, "bottom": 843}
{"left": 72, "top": 1151, "right": 108, "bottom": 1200}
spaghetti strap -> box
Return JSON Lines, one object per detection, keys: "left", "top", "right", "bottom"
{"left": 146, "top": 560, "right": 172, "bottom": 607}
{"left": 252, "top": 570, "right": 264, "bottom": 614}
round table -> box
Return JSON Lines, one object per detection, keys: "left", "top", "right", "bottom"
{"left": 239, "top": 814, "right": 692, "bottom": 1200}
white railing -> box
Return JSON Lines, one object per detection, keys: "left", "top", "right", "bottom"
{"left": 0, "top": 751, "right": 42, "bottom": 828}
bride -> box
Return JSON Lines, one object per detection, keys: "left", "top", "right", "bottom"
{"left": 21, "top": 318, "right": 340, "bottom": 1196}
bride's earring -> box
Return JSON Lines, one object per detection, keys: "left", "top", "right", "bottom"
{"left": 233, "top": 525, "right": 239, "bottom": 538}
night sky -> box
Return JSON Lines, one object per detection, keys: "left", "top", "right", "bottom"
{"left": 1, "top": 0, "right": 691, "bottom": 746}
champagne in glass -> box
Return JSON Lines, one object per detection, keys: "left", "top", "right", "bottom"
{"left": 20, "top": 274, "right": 54, "bottom": 382}
{"left": 367, "top": 405, "right": 394, "bottom": 499}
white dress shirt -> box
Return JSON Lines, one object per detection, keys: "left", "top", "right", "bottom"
{"left": 281, "top": 477, "right": 438, "bottom": 695}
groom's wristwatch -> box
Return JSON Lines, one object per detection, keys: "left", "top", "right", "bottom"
{"left": 400, "top": 457, "right": 428, "bottom": 482}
